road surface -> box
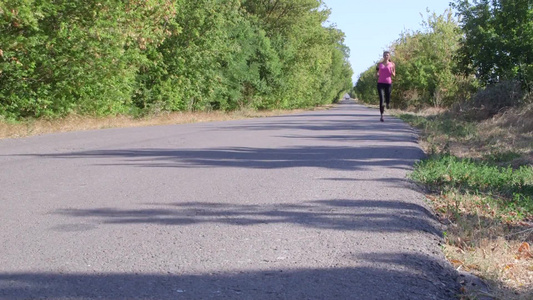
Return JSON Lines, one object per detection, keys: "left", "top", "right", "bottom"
{"left": 0, "top": 100, "right": 459, "bottom": 299}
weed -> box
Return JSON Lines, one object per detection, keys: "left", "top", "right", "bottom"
{"left": 484, "top": 152, "right": 523, "bottom": 164}
{"left": 458, "top": 80, "right": 525, "bottom": 121}
{"left": 398, "top": 105, "right": 533, "bottom": 299}
{"left": 400, "top": 113, "right": 477, "bottom": 139}
{"left": 412, "top": 155, "right": 533, "bottom": 203}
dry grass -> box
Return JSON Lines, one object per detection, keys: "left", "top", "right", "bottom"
{"left": 447, "top": 239, "right": 533, "bottom": 300}
{"left": 492, "top": 103, "right": 533, "bottom": 134}
{"left": 0, "top": 107, "right": 330, "bottom": 139}
{"left": 476, "top": 103, "right": 533, "bottom": 166}
{"left": 403, "top": 104, "right": 533, "bottom": 165}
{"left": 396, "top": 104, "right": 533, "bottom": 299}
{"left": 430, "top": 192, "right": 533, "bottom": 299}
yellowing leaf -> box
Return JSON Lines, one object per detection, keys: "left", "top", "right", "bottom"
{"left": 450, "top": 259, "right": 463, "bottom": 266}
{"left": 518, "top": 242, "right": 530, "bottom": 254}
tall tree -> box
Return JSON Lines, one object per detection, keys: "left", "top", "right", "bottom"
{"left": 392, "top": 10, "right": 464, "bottom": 107}
{"left": 454, "top": 0, "right": 533, "bottom": 91}
{"left": 355, "top": 10, "right": 471, "bottom": 108}
{"left": 0, "top": 0, "right": 178, "bottom": 118}
{"left": 0, "top": 0, "right": 353, "bottom": 119}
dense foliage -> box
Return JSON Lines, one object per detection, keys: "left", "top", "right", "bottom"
{"left": 0, "top": 0, "right": 353, "bottom": 120}
{"left": 391, "top": 11, "right": 474, "bottom": 108}
{"left": 453, "top": 0, "right": 533, "bottom": 91}
{"left": 355, "top": 1, "right": 532, "bottom": 109}
{"left": 354, "top": 10, "right": 475, "bottom": 108}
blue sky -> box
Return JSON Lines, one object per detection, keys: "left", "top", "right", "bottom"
{"left": 322, "top": 0, "right": 455, "bottom": 84}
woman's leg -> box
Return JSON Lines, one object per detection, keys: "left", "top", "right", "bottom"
{"left": 377, "top": 84, "right": 385, "bottom": 115}
{"left": 384, "top": 84, "right": 392, "bottom": 109}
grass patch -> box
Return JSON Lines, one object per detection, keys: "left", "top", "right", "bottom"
{"left": 412, "top": 155, "right": 533, "bottom": 206}
{"left": 484, "top": 151, "right": 523, "bottom": 164}
{"left": 400, "top": 113, "right": 477, "bottom": 139}
{"left": 396, "top": 105, "right": 533, "bottom": 299}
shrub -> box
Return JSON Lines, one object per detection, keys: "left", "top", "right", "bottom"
{"left": 456, "top": 80, "right": 525, "bottom": 120}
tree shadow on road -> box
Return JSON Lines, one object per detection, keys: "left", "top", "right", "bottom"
{"left": 23, "top": 145, "right": 425, "bottom": 172}
{"left": 0, "top": 252, "right": 460, "bottom": 300}
{"left": 54, "top": 199, "right": 443, "bottom": 237}
{"left": 8, "top": 98, "right": 424, "bottom": 173}
{"left": 213, "top": 100, "right": 414, "bottom": 134}
{"left": 276, "top": 133, "right": 417, "bottom": 143}
{"left": 217, "top": 117, "right": 413, "bottom": 133}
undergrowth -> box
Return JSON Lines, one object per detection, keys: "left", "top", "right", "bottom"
{"left": 412, "top": 155, "right": 533, "bottom": 218}
{"left": 399, "top": 106, "right": 533, "bottom": 300}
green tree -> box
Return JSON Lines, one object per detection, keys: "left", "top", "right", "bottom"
{"left": 0, "top": 0, "right": 353, "bottom": 119}
{"left": 392, "top": 10, "right": 467, "bottom": 107}
{"left": 355, "top": 9, "right": 473, "bottom": 108}
{"left": 134, "top": 0, "right": 239, "bottom": 112}
{"left": 453, "top": 0, "right": 533, "bottom": 91}
{"left": 0, "top": 0, "right": 177, "bottom": 119}
{"left": 354, "top": 65, "right": 378, "bottom": 104}
{"left": 242, "top": 0, "right": 353, "bottom": 108}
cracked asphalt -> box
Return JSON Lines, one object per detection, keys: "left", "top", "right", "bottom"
{"left": 0, "top": 100, "right": 460, "bottom": 299}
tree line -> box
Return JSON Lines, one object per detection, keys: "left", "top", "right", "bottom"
{"left": 355, "top": 0, "right": 532, "bottom": 114}
{"left": 0, "top": 0, "right": 353, "bottom": 120}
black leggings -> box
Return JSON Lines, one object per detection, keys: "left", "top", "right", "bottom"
{"left": 377, "top": 83, "right": 392, "bottom": 114}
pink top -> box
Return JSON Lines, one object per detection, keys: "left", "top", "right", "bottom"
{"left": 377, "top": 62, "right": 395, "bottom": 84}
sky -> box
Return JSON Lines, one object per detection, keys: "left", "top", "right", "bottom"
{"left": 322, "top": 0, "right": 455, "bottom": 84}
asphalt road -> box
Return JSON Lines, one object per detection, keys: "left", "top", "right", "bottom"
{"left": 0, "top": 100, "right": 460, "bottom": 299}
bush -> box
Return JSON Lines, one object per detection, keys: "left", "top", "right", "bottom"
{"left": 0, "top": 0, "right": 178, "bottom": 119}
{"left": 1, "top": 0, "right": 354, "bottom": 120}
{"left": 455, "top": 80, "right": 525, "bottom": 120}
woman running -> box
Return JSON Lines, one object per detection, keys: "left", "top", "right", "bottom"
{"left": 376, "top": 51, "right": 395, "bottom": 122}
